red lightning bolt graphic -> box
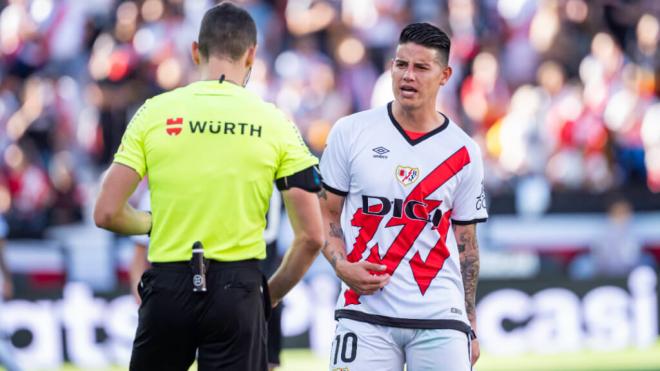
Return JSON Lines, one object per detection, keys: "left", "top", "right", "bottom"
{"left": 344, "top": 146, "right": 471, "bottom": 305}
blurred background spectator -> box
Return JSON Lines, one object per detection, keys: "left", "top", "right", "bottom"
{"left": 0, "top": 0, "right": 657, "bottom": 290}
{"left": 0, "top": 0, "right": 658, "bottom": 232}
{"left": 0, "top": 0, "right": 659, "bottom": 368}
{"left": 569, "top": 196, "right": 656, "bottom": 279}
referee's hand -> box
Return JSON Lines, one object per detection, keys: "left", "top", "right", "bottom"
{"left": 335, "top": 260, "right": 390, "bottom": 295}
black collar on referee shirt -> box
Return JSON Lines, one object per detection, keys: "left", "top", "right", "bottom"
{"left": 387, "top": 101, "right": 450, "bottom": 146}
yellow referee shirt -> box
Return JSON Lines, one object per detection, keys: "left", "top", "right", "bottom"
{"left": 114, "top": 80, "right": 318, "bottom": 262}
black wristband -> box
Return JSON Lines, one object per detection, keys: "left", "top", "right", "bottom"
{"left": 469, "top": 329, "right": 477, "bottom": 340}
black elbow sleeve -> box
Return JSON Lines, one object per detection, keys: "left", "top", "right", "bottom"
{"left": 276, "top": 165, "right": 322, "bottom": 192}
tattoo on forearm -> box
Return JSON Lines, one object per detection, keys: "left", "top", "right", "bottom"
{"left": 322, "top": 238, "right": 346, "bottom": 269}
{"left": 329, "top": 251, "right": 346, "bottom": 268}
{"left": 458, "top": 227, "right": 480, "bottom": 323}
{"left": 317, "top": 188, "right": 328, "bottom": 200}
{"left": 329, "top": 222, "right": 345, "bottom": 240}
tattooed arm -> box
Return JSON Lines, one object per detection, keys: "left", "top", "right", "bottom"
{"left": 454, "top": 223, "right": 480, "bottom": 365}
{"left": 319, "top": 189, "right": 389, "bottom": 295}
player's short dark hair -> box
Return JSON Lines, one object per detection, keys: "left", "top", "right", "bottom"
{"left": 197, "top": 2, "right": 257, "bottom": 61}
{"left": 399, "top": 23, "right": 451, "bottom": 65}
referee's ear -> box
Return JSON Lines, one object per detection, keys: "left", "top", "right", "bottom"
{"left": 191, "top": 41, "right": 201, "bottom": 66}
{"left": 244, "top": 45, "right": 256, "bottom": 69}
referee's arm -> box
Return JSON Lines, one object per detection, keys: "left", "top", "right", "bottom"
{"left": 94, "top": 163, "right": 152, "bottom": 235}
{"left": 268, "top": 187, "right": 323, "bottom": 307}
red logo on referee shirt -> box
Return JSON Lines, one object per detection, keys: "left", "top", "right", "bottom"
{"left": 166, "top": 117, "right": 183, "bottom": 136}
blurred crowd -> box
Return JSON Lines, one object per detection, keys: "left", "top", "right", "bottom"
{"left": 0, "top": 0, "right": 659, "bottom": 238}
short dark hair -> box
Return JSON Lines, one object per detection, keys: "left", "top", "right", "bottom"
{"left": 197, "top": 2, "right": 257, "bottom": 61}
{"left": 398, "top": 23, "right": 451, "bottom": 65}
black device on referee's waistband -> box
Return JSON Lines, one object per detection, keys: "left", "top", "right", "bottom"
{"left": 190, "top": 241, "right": 208, "bottom": 293}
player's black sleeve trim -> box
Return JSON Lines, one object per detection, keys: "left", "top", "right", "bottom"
{"left": 335, "top": 309, "right": 472, "bottom": 333}
{"left": 275, "top": 166, "right": 321, "bottom": 192}
{"left": 451, "top": 218, "right": 488, "bottom": 225}
{"left": 322, "top": 182, "right": 348, "bottom": 196}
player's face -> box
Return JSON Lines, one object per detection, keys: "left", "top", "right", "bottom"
{"left": 391, "top": 43, "right": 452, "bottom": 111}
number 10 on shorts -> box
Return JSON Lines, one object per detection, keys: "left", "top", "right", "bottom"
{"left": 332, "top": 332, "right": 358, "bottom": 366}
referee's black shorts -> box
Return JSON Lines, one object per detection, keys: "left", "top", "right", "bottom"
{"left": 129, "top": 259, "right": 269, "bottom": 371}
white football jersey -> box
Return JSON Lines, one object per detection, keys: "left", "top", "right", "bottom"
{"left": 320, "top": 102, "right": 488, "bottom": 330}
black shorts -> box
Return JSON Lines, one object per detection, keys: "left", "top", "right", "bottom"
{"left": 129, "top": 260, "right": 269, "bottom": 371}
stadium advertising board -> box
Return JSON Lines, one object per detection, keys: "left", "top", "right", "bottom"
{"left": 477, "top": 266, "right": 658, "bottom": 355}
{"left": 0, "top": 267, "right": 657, "bottom": 369}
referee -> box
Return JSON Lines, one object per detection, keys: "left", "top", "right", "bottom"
{"left": 94, "top": 3, "right": 323, "bottom": 370}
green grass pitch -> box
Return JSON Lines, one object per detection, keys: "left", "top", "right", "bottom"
{"left": 44, "top": 341, "right": 660, "bottom": 371}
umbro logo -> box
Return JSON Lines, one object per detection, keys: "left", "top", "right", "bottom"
{"left": 372, "top": 146, "right": 389, "bottom": 159}
{"left": 373, "top": 146, "right": 389, "bottom": 155}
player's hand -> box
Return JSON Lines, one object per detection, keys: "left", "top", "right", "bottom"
{"left": 335, "top": 260, "right": 390, "bottom": 295}
{"left": 471, "top": 338, "right": 480, "bottom": 366}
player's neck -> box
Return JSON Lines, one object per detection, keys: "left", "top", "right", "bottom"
{"left": 391, "top": 101, "right": 443, "bottom": 133}
{"left": 199, "top": 57, "right": 249, "bottom": 86}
